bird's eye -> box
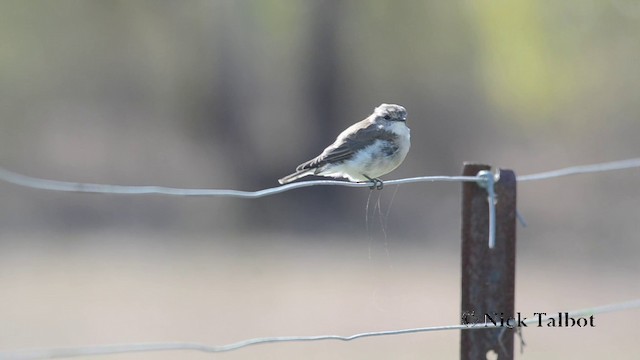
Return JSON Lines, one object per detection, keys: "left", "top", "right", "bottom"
{"left": 383, "top": 115, "right": 391, "bottom": 120}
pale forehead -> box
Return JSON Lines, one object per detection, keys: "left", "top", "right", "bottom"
{"left": 374, "top": 104, "right": 406, "bottom": 116}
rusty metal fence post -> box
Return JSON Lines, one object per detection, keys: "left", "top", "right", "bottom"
{"left": 460, "top": 163, "right": 517, "bottom": 360}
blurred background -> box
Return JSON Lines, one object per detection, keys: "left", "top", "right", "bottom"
{"left": 1, "top": 1, "right": 639, "bottom": 359}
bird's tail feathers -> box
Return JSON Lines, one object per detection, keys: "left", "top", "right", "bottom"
{"left": 278, "top": 170, "right": 314, "bottom": 185}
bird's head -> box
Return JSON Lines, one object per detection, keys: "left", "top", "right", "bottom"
{"left": 374, "top": 103, "right": 407, "bottom": 123}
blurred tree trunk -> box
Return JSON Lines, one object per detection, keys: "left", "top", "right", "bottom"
{"left": 307, "top": 0, "right": 343, "bottom": 141}
{"left": 208, "top": 4, "right": 261, "bottom": 188}
{"left": 299, "top": 0, "right": 351, "bottom": 226}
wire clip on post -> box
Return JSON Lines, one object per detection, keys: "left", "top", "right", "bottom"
{"left": 476, "top": 170, "right": 498, "bottom": 249}
{"left": 461, "top": 163, "right": 517, "bottom": 360}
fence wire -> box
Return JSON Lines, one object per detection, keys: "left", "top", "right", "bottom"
{"left": 0, "top": 157, "right": 638, "bottom": 198}
{"left": 516, "top": 157, "right": 640, "bottom": 182}
{"left": 2, "top": 299, "right": 639, "bottom": 360}
{"left": 0, "top": 166, "right": 482, "bottom": 197}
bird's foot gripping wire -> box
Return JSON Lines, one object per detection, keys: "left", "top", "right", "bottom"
{"left": 364, "top": 176, "right": 384, "bottom": 190}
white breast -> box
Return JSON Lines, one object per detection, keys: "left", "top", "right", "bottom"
{"left": 321, "top": 122, "right": 411, "bottom": 181}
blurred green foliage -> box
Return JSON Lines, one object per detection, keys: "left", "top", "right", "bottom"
{"left": 0, "top": 0, "right": 639, "bottom": 237}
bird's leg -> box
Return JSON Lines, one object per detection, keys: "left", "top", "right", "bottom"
{"left": 363, "top": 175, "right": 384, "bottom": 190}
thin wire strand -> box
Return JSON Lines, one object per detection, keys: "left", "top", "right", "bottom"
{"left": 3, "top": 299, "right": 639, "bottom": 360}
{"left": 0, "top": 167, "right": 480, "bottom": 198}
{"left": 517, "top": 157, "right": 640, "bottom": 182}
{"left": 1, "top": 157, "right": 639, "bottom": 199}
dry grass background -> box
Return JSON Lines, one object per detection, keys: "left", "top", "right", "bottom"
{"left": 1, "top": 231, "right": 637, "bottom": 360}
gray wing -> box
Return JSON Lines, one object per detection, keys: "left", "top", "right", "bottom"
{"left": 296, "top": 122, "right": 396, "bottom": 172}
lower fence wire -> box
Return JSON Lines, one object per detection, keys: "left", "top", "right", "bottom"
{"left": 1, "top": 299, "right": 639, "bottom": 360}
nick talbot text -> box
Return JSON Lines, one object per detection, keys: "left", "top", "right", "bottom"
{"left": 462, "top": 312, "right": 595, "bottom": 328}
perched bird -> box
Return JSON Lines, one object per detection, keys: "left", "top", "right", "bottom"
{"left": 278, "top": 103, "right": 410, "bottom": 189}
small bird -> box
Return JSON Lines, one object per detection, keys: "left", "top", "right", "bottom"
{"left": 278, "top": 103, "right": 410, "bottom": 189}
